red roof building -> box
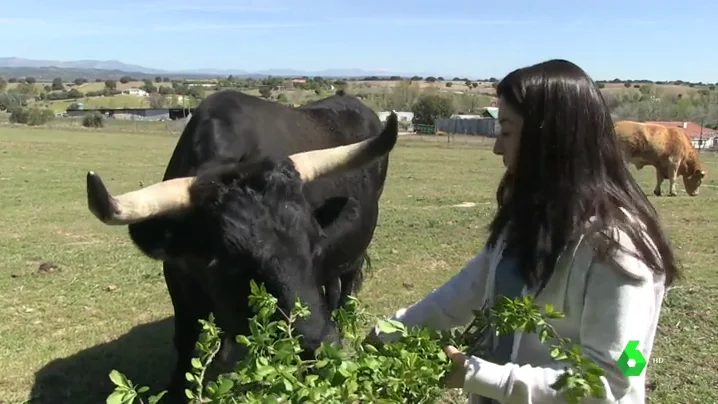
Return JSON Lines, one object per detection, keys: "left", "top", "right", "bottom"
{"left": 644, "top": 121, "right": 718, "bottom": 140}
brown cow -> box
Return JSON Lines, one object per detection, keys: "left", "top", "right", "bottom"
{"left": 614, "top": 120, "right": 706, "bottom": 196}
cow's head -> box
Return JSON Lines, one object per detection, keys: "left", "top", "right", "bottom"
{"left": 682, "top": 168, "right": 706, "bottom": 196}
{"left": 679, "top": 154, "right": 706, "bottom": 196}
{"left": 84, "top": 112, "right": 398, "bottom": 356}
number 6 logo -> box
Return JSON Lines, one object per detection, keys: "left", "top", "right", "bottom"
{"left": 617, "top": 340, "right": 647, "bottom": 376}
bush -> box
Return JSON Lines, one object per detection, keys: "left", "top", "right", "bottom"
{"left": 108, "top": 281, "right": 605, "bottom": 404}
{"left": 82, "top": 112, "right": 104, "bottom": 128}
{"left": 9, "top": 107, "right": 55, "bottom": 126}
{"left": 411, "top": 94, "right": 454, "bottom": 125}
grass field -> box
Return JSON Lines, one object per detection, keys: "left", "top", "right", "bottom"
{"left": 1, "top": 127, "right": 717, "bottom": 403}
{"left": 39, "top": 94, "right": 154, "bottom": 112}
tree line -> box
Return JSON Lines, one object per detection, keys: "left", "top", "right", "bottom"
{"left": 3, "top": 73, "right": 718, "bottom": 129}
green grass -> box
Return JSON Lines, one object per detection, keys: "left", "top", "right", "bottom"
{"left": 0, "top": 128, "right": 716, "bottom": 403}
{"left": 39, "top": 94, "right": 152, "bottom": 112}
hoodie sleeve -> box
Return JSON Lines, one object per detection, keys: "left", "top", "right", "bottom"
{"left": 375, "top": 248, "right": 491, "bottom": 343}
{"left": 460, "top": 251, "right": 663, "bottom": 403}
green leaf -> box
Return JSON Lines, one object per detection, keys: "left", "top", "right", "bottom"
{"left": 108, "top": 370, "right": 126, "bottom": 387}
{"left": 217, "top": 378, "right": 235, "bottom": 396}
{"left": 105, "top": 391, "right": 126, "bottom": 404}
{"left": 148, "top": 391, "right": 167, "bottom": 404}
{"left": 376, "top": 319, "right": 406, "bottom": 335}
{"left": 191, "top": 357, "right": 202, "bottom": 369}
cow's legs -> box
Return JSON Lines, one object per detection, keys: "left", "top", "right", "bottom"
{"left": 666, "top": 163, "right": 679, "bottom": 196}
{"left": 163, "top": 262, "right": 213, "bottom": 403}
{"left": 653, "top": 166, "right": 665, "bottom": 196}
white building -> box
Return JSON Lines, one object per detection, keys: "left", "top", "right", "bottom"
{"left": 123, "top": 88, "right": 149, "bottom": 97}
{"left": 377, "top": 111, "right": 413, "bottom": 123}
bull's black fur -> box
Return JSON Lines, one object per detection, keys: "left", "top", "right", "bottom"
{"left": 124, "top": 89, "right": 392, "bottom": 402}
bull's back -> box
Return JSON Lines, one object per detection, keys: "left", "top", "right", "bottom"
{"left": 614, "top": 121, "right": 674, "bottom": 162}
{"left": 164, "top": 91, "right": 373, "bottom": 175}
{"left": 165, "top": 90, "right": 389, "bottom": 201}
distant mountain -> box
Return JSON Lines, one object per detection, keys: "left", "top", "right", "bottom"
{"left": 0, "top": 57, "right": 165, "bottom": 74}
{"left": 0, "top": 57, "right": 446, "bottom": 80}
{"left": 0, "top": 66, "right": 214, "bottom": 82}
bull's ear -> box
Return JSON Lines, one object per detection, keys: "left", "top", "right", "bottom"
{"left": 313, "top": 196, "right": 349, "bottom": 229}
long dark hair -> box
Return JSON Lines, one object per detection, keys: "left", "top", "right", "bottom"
{"left": 487, "top": 59, "right": 680, "bottom": 288}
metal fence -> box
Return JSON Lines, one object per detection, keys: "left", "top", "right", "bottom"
{"left": 435, "top": 117, "right": 499, "bottom": 136}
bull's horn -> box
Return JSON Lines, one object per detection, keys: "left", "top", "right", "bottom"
{"left": 86, "top": 171, "right": 195, "bottom": 225}
{"left": 288, "top": 111, "right": 399, "bottom": 182}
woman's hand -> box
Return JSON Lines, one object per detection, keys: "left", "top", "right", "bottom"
{"left": 443, "top": 345, "right": 468, "bottom": 389}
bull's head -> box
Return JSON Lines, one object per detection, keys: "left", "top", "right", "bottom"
{"left": 84, "top": 112, "right": 398, "bottom": 357}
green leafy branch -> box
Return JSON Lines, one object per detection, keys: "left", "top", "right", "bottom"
{"left": 106, "top": 283, "right": 605, "bottom": 403}
{"left": 458, "top": 296, "right": 606, "bottom": 403}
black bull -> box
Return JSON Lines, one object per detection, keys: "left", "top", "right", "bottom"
{"left": 84, "top": 89, "right": 399, "bottom": 400}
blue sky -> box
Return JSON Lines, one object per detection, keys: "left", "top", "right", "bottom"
{"left": 2, "top": 0, "right": 717, "bottom": 82}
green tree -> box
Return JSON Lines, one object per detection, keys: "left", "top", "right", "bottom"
{"left": 51, "top": 77, "right": 64, "bottom": 91}
{"left": 0, "top": 92, "right": 23, "bottom": 111}
{"left": 141, "top": 79, "right": 157, "bottom": 94}
{"left": 148, "top": 93, "right": 166, "bottom": 108}
{"left": 259, "top": 85, "right": 272, "bottom": 98}
{"left": 187, "top": 85, "right": 205, "bottom": 99}
{"left": 411, "top": 94, "right": 454, "bottom": 125}
{"left": 67, "top": 88, "right": 84, "bottom": 99}
{"left": 14, "top": 82, "right": 38, "bottom": 96}
{"left": 0, "top": 76, "right": 7, "bottom": 92}
{"left": 24, "top": 76, "right": 36, "bottom": 84}
{"left": 104, "top": 79, "right": 117, "bottom": 90}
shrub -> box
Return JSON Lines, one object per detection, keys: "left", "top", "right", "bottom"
{"left": 9, "top": 107, "right": 54, "bottom": 126}
{"left": 108, "top": 281, "right": 605, "bottom": 404}
{"left": 82, "top": 112, "right": 104, "bottom": 128}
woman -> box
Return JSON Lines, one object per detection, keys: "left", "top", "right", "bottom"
{"left": 364, "top": 59, "right": 679, "bottom": 403}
